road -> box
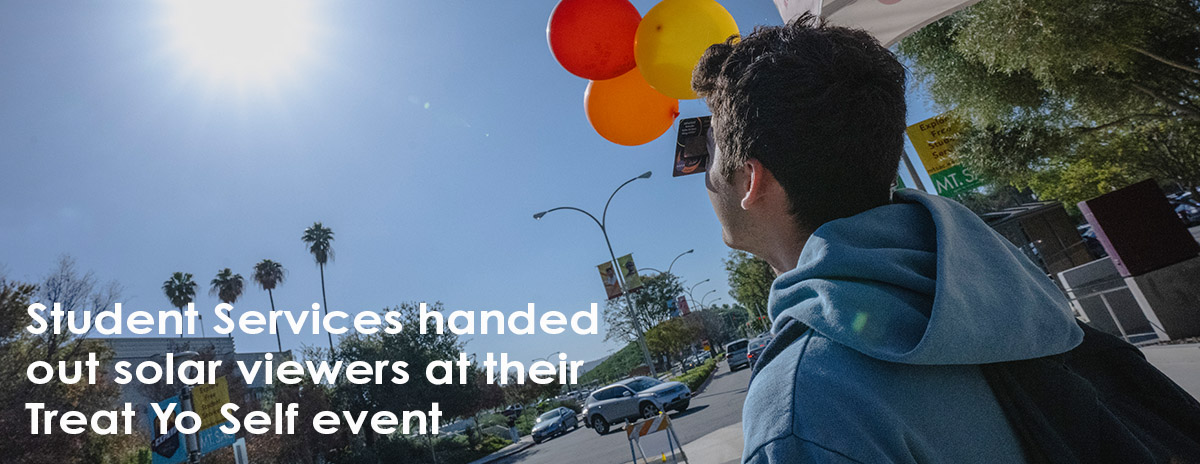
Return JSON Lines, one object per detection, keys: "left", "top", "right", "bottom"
{"left": 495, "top": 363, "right": 751, "bottom": 464}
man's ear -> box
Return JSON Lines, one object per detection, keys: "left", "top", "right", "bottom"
{"left": 741, "top": 158, "right": 777, "bottom": 210}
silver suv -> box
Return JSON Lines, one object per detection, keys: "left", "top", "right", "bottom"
{"left": 725, "top": 339, "right": 750, "bottom": 371}
{"left": 581, "top": 376, "right": 691, "bottom": 434}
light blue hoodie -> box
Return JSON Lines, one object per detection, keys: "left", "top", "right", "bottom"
{"left": 742, "top": 189, "right": 1084, "bottom": 463}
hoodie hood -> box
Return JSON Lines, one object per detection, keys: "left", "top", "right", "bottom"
{"left": 768, "top": 189, "right": 1082, "bottom": 365}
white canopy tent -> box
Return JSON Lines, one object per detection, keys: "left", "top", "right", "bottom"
{"left": 774, "top": 0, "right": 982, "bottom": 47}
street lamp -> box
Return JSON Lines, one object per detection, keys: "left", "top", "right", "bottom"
{"left": 533, "top": 171, "right": 658, "bottom": 376}
{"left": 698, "top": 290, "right": 717, "bottom": 310}
{"left": 704, "top": 297, "right": 723, "bottom": 310}
{"left": 667, "top": 249, "right": 694, "bottom": 275}
{"left": 638, "top": 249, "right": 693, "bottom": 276}
{"left": 686, "top": 278, "right": 710, "bottom": 302}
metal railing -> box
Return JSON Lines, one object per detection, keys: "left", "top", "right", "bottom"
{"left": 1063, "top": 277, "right": 1163, "bottom": 345}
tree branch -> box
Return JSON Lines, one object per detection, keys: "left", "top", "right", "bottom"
{"left": 1074, "top": 113, "right": 1174, "bottom": 133}
{"left": 1126, "top": 45, "right": 1200, "bottom": 77}
{"left": 1112, "top": 1, "right": 1200, "bottom": 23}
{"left": 1131, "top": 82, "right": 1200, "bottom": 119}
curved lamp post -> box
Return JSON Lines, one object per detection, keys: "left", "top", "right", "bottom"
{"left": 638, "top": 249, "right": 693, "bottom": 277}
{"left": 698, "top": 289, "right": 717, "bottom": 310}
{"left": 534, "top": 171, "right": 657, "bottom": 376}
{"left": 686, "top": 278, "right": 710, "bottom": 303}
{"left": 667, "top": 249, "right": 694, "bottom": 275}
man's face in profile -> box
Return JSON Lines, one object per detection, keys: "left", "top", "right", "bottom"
{"left": 705, "top": 120, "right": 752, "bottom": 252}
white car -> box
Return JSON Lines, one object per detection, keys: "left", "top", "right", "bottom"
{"left": 581, "top": 376, "right": 691, "bottom": 434}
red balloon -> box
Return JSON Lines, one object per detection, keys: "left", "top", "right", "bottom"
{"left": 547, "top": 0, "right": 642, "bottom": 80}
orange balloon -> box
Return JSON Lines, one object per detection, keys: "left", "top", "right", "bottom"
{"left": 585, "top": 68, "right": 680, "bottom": 146}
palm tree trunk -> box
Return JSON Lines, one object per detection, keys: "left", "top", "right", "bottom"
{"left": 269, "top": 288, "right": 282, "bottom": 353}
{"left": 320, "top": 263, "right": 332, "bottom": 355}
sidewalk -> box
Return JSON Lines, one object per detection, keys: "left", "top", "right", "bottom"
{"left": 662, "top": 345, "right": 1200, "bottom": 464}
{"left": 1142, "top": 342, "right": 1200, "bottom": 400}
{"left": 623, "top": 422, "right": 743, "bottom": 464}
{"left": 679, "top": 422, "right": 744, "bottom": 464}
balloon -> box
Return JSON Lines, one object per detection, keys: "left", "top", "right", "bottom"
{"left": 547, "top": 0, "right": 642, "bottom": 80}
{"left": 585, "top": 68, "right": 680, "bottom": 146}
{"left": 635, "top": 0, "right": 739, "bottom": 99}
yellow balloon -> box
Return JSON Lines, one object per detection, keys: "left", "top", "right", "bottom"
{"left": 635, "top": 0, "right": 739, "bottom": 100}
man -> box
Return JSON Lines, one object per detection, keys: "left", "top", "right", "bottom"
{"left": 692, "top": 15, "right": 1082, "bottom": 463}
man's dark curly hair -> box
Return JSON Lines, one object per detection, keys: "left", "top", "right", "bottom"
{"left": 693, "top": 13, "right": 907, "bottom": 231}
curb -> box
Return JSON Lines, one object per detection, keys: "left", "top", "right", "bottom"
{"left": 466, "top": 439, "right": 534, "bottom": 464}
{"left": 691, "top": 364, "right": 715, "bottom": 395}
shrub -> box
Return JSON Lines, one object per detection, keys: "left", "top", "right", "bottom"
{"left": 515, "top": 409, "right": 539, "bottom": 436}
{"left": 479, "top": 435, "right": 511, "bottom": 454}
{"left": 672, "top": 356, "right": 720, "bottom": 391}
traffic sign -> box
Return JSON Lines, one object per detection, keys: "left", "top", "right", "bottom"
{"left": 627, "top": 414, "right": 688, "bottom": 464}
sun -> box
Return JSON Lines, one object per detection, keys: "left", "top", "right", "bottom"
{"left": 165, "top": 0, "right": 316, "bottom": 85}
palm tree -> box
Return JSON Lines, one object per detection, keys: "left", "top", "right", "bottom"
{"left": 253, "top": 259, "right": 287, "bottom": 353}
{"left": 302, "top": 222, "right": 335, "bottom": 353}
{"left": 210, "top": 268, "right": 245, "bottom": 339}
{"left": 210, "top": 268, "right": 245, "bottom": 304}
{"left": 162, "top": 272, "right": 200, "bottom": 337}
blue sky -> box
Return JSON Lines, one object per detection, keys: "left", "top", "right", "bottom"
{"left": 1, "top": 0, "right": 939, "bottom": 366}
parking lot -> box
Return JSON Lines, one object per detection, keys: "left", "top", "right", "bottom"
{"left": 492, "top": 363, "right": 752, "bottom": 464}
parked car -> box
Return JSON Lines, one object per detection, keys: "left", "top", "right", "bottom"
{"left": 1175, "top": 202, "right": 1200, "bottom": 226}
{"left": 499, "top": 403, "right": 524, "bottom": 426}
{"left": 581, "top": 376, "right": 691, "bottom": 435}
{"left": 746, "top": 336, "right": 771, "bottom": 368}
{"left": 725, "top": 339, "right": 750, "bottom": 371}
{"left": 531, "top": 406, "right": 578, "bottom": 443}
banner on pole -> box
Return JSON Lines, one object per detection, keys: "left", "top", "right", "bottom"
{"left": 617, "top": 254, "right": 644, "bottom": 291}
{"left": 598, "top": 261, "right": 623, "bottom": 300}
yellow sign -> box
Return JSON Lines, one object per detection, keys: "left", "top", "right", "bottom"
{"left": 905, "top": 112, "right": 983, "bottom": 197}
{"left": 192, "top": 376, "right": 231, "bottom": 430}
{"left": 905, "top": 113, "right": 960, "bottom": 175}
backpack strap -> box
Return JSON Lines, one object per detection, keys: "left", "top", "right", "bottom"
{"left": 981, "top": 321, "right": 1200, "bottom": 464}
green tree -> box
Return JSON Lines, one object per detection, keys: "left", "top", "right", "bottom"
{"left": 162, "top": 271, "right": 199, "bottom": 337}
{"left": 645, "top": 316, "right": 702, "bottom": 367}
{"left": 897, "top": 0, "right": 1200, "bottom": 208}
{"left": 578, "top": 341, "right": 644, "bottom": 384}
{"left": 209, "top": 268, "right": 245, "bottom": 304}
{"left": 209, "top": 268, "right": 244, "bottom": 339}
{"left": 713, "top": 303, "right": 752, "bottom": 340}
{"left": 30, "top": 256, "right": 121, "bottom": 360}
{"left": 253, "top": 259, "right": 287, "bottom": 353}
{"left": 1, "top": 270, "right": 141, "bottom": 464}
{"left": 330, "top": 302, "right": 480, "bottom": 460}
{"left": 601, "top": 272, "right": 685, "bottom": 343}
{"left": 724, "top": 251, "right": 773, "bottom": 333}
{"left": 302, "top": 222, "right": 335, "bottom": 353}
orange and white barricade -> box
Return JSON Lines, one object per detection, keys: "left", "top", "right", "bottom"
{"left": 626, "top": 414, "right": 688, "bottom": 464}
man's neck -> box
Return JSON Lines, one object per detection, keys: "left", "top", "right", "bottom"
{"left": 757, "top": 228, "right": 810, "bottom": 276}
